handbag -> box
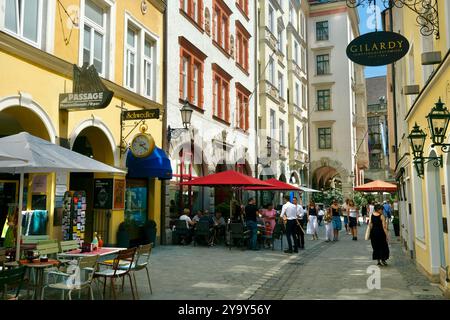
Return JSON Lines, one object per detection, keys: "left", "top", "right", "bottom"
{"left": 365, "top": 214, "right": 372, "bottom": 240}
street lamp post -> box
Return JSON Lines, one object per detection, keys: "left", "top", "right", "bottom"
{"left": 167, "top": 100, "right": 193, "bottom": 143}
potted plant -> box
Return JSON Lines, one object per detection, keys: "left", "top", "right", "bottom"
{"left": 143, "top": 219, "right": 157, "bottom": 246}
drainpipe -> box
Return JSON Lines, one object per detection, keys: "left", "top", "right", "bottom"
{"left": 389, "top": 2, "right": 399, "bottom": 166}
{"left": 160, "top": 2, "right": 168, "bottom": 245}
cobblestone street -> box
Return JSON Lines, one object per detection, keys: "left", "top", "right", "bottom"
{"left": 116, "top": 223, "right": 447, "bottom": 300}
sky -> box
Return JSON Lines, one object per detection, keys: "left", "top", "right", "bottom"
{"left": 357, "top": 5, "right": 387, "bottom": 79}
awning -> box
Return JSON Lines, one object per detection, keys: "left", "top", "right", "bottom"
{"left": 243, "top": 178, "right": 301, "bottom": 190}
{"left": 126, "top": 147, "right": 172, "bottom": 180}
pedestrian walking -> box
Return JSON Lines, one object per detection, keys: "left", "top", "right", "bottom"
{"left": 317, "top": 205, "right": 325, "bottom": 226}
{"left": 280, "top": 196, "right": 300, "bottom": 254}
{"left": 367, "top": 201, "right": 375, "bottom": 224}
{"left": 306, "top": 200, "right": 319, "bottom": 240}
{"left": 324, "top": 207, "right": 333, "bottom": 242}
{"left": 368, "top": 204, "right": 390, "bottom": 266}
{"left": 262, "top": 203, "right": 277, "bottom": 248}
{"left": 361, "top": 203, "right": 368, "bottom": 224}
{"left": 348, "top": 199, "right": 359, "bottom": 241}
{"left": 245, "top": 198, "right": 259, "bottom": 251}
{"left": 383, "top": 201, "right": 392, "bottom": 227}
{"left": 293, "top": 197, "right": 305, "bottom": 249}
{"left": 342, "top": 198, "right": 350, "bottom": 235}
{"left": 330, "top": 199, "right": 342, "bottom": 241}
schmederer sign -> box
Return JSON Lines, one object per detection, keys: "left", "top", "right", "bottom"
{"left": 346, "top": 31, "right": 409, "bottom": 66}
{"left": 59, "top": 64, "right": 114, "bottom": 111}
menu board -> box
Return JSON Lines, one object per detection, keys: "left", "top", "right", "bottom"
{"left": 62, "top": 190, "right": 87, "bottom": 241}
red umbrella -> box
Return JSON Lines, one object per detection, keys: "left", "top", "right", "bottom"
{"left": 180, "top": 170, "right": 273, "bottom": 187}
{"left": 354, "top": 180, "right": 397, "bottom": 192}
{"left": 243, "top": 178, "right": 301, "bottom": 191}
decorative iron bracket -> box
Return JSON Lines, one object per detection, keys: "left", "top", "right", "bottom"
{"left": 422, "top": 154, "right": 443, "bottom": 168}
{"left": 346, "top": 0, "right": 440, "bottom": 39}
{"left": 431, "top": 143, "right": 450, "bottom": 153}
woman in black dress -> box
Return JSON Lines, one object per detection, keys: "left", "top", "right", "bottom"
{"left": 370, "top": 204, "right": 390, "bottom": 266}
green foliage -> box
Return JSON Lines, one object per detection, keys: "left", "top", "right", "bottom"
{"left": 215, "top": 202, "right": 231, "bottom": 218}
{"left": 352, "top": 192, "right": 376, "bottom": 207}
{"left": 312, "top": 188, "right": 344, "bottom": 207}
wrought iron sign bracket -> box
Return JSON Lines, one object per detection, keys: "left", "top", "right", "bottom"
{"left": 421, "top": 154, "right": 443, "bottom": 168}
{"left": 346, "top": 0, "right": 440, "bottom": 39}
{"left": 431, "top": 143, "right": 450, "bottom": 154}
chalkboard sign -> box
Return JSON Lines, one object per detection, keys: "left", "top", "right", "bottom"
{"left": 93, "top": 179, "right": 113, "bottom": 209}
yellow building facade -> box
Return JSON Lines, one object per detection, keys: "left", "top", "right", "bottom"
{"left": 0, "top": 0, "right": 166, "bottom": 245}
{"left": 389, "top": 0, "right": 450, "bottom": 296}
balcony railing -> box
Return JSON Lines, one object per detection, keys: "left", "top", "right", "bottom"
{"left": 279, "top": 145, "right": 287, "bottom": 160}
{"left": 265, "top": 81, "right": 279, "bottom": 101}
{"left": 293, "top": 105, "right": 302, "bottom": 119}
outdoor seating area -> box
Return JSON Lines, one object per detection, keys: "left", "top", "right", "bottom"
{"left": 0, "top": 240, "right": 154, "bottom": 300}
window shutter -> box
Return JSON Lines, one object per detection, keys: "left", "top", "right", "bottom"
{"left": 189, "top": 59, "right": 194, "bottom": 103}
{"left": 213, "top": 74, "right": 217, "bottom": 116}
{"left": 179, "top": 50, "right": 184, "bottom": 99}
{"left": 199, "top": 0, "right": 204, "bottom": 27}
{"left": 245, "top": 97, "right": 249, "bottom": 131}
{"left": 200, "top": 63, "right": 204, "bottom": 108}
{"left": 225, "top": 83, "right": 229, "bottom": 122}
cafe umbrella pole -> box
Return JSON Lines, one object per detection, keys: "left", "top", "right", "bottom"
{"left": 15, "top": 172, "right": 24, "bottom": 261}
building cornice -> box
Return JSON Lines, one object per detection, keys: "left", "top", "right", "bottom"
{"left": 0, "top": 31, "right": 163, "bottom": 111}
{"left": 405, "top": 49, "right": 450, "bottom": 121}
{"left": 148, "top": 0, "right": 166, "bottom": 13}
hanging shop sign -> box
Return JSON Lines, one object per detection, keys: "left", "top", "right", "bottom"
{"left": 59, "top": 63, "right": 114, "bottom": 111}
{"left": 346, "top": 31, "right": 409, "bottom": 66}
{"left": 122, "top": 109, "right": 160, "bottom": 121}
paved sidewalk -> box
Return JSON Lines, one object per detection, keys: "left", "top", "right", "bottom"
{"left": 41, "top": 223, "right": 448, "bottom": 300}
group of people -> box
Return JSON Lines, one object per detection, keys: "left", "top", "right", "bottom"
{"left": 177, "top": 208, "right": 227, "bottom": 246}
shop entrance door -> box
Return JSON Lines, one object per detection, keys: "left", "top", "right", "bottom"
{"left": 70, "top": 172, "right": 94, "bottom": 242}
{"left": 125, "top": 179, "right": 148, "bottom": 227}
{"left": 0, "top": 181, "right": 18, "bottom": 240}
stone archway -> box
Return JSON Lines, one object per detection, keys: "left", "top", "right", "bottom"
{"left": 0, "top": 96, "right": 56, "bottom": 142}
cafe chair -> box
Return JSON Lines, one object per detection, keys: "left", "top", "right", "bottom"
{"left": 41, "top": 255, "right": 99, "bottom": 300}
{"left": 94, "top": 248, "right": 137, "bottom": 300}
{"left": 118, "top": 243, "right": 153, "bottom": 299}
{"left": 193, "top": 221, "right": 212, "bottom": 246}
{"left": 57, "top": 240, "right": 80, "bottom": 264}
{"left": 228, "top": 223, "right": 250, "bottom": 251}
{"left": 0, "top": 266, "right": 26, "bottom": 300}
{"left": 173, "top": 220, "right": 191, "bottom": 245}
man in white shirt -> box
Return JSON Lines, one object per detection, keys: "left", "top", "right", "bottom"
{"left": 293, "top": 197, "right": 305, "bottom": 249}
{"left": 281, "top": 196, "right": 300, "bottom": 253}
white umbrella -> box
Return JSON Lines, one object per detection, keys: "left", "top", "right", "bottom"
{"left": 299, "top": 186, "right": 321, "bottom": 193}
{"left": 0, "top": 132, "right": 126, "bottom": 260}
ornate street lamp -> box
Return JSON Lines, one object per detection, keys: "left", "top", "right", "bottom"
{"left": 426, "top": 97, "right": 450, "bottom": 152}
{"left": 167, "top": 100, "right": 193, "bottom": 143}
{"left": 413, "top": 158, "right": 425, "bottom": 178}
{"left": 408, "top": 123, "right": 443, "bottom": 178}
{"left": 408, "top": 122, "right": 426, "bottom": 158}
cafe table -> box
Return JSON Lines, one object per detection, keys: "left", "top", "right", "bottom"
{"left": 57, "top": 247, "right": 127, "bottom": 262}
{"left": 19, "top": 259, "right": 60, "bottom": 300}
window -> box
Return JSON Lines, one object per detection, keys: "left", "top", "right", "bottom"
{"left": 296, "top": 126, "right": 301, "bottom": 150}
{"left": 270, "top": 109, "right": 276, "bottom": 139}
{"left": 212, "top": 64, "right": 232, "bottom": 122}
{"left": 295, "top": 83, "right": 300, "bottom": 106}
{"left": 125, "top": 27, "right": 137, "bottom": 90}
{"left": 317, "top": 89, "right": 330, "bottom": 110}
{"left": 279, "top": 119, "right": 285, "bottom": 146}
{"left": 213, "top": 0, "right": 231, "bottom": 53}
{"left": 316, "top": 54, "right": 330, "bottom": 75}
{"left": 302, "top": 84, "right": 307, "bottom": 108}
{"left": 236, "top": 84, "right": 250, "bottom": 131}
{"left": 236, "top": 0, "right": 249, "bottom": 17}
{"left": 318, "top": 127, "right": 332, "bottom": 149}
{"left": 268, "top": 58, "right": 275, "bottom": 84}
{"left": 268, "top": 5, "right": 275, "bottom": 33}
{"left": 369, "top": 153, "right": 382, "bottom": 169}
{"left": 278, "top": 72, "right": 284, "bottom": 99}
{"left": 179, "top": 37, "right": 206, "bottom": 108}
{"left": 302, "top": 124, "right": 307, "bottom": 150}
{"left": 83, "top": 0, "right": 107, "bottom": 75}
{"left": 3, "top": 0, "right": 42, "bottom": 46}
{"left": 236, "top": 22, "right": 250, "bottom": 72}
{"left": 301, "top": 47, "right": 307, "bottom": 71}
{"left": 294, "top": 41, "right": 299, "bottom": 65}
{"left": 300, "top": 11, "right": 305, "bottom": 39}
{"left": 143, "top": 39, "right": 154, "bottom": 98}
{"left": 180, "top": 0, "right": 203, "bottom": 27}
{"left": 124, "top": 16, "right": 158, "bottom": 98}
{"left": 316, "top": 21, "right": 329, "bottom": 41}
{"left": 289, "top": 4, "right": 294, "bottom": 25}
{"left": 277, "top": 29, "right": 283, "bottom": 53}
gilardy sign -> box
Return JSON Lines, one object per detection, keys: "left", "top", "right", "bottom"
{"left": 346, "top": 31, "right": 409, "bottom": 66}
